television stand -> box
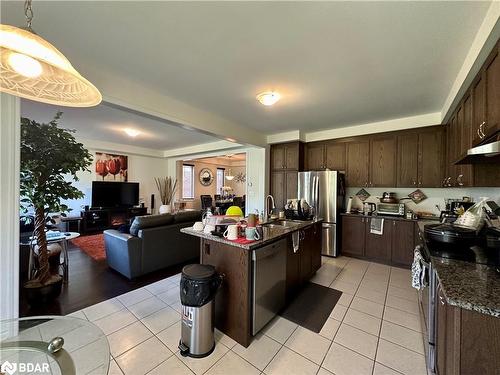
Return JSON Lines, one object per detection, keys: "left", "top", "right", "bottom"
{"left": 81, "top": 207, "right": 147, "bottom": 233}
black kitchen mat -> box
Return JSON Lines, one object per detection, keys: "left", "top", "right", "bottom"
{"left": 280, "top": 282, "right": 342, "bottom": 333}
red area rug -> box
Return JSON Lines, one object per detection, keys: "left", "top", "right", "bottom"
{"left": 71, "top": 234, "right": 106, "bottom": 261}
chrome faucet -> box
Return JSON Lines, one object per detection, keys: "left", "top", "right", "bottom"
{"left": 265, "top": 195, "right": 276, "bottom": 222}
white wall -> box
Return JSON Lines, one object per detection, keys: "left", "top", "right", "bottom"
{"left": 63, "top": 144, "right": 169, "bottom": 214}
{"left": 347, "top": 187, "right": 500, "bottom": 216}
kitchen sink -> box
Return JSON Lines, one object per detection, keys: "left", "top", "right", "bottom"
{"left": 262, "top": 220, "right": 302, "bottom": 229}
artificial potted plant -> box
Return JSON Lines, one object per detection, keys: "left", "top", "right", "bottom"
{"left": 21, "top": 112, "right": 92, "bottom": 302}
{"left": 155, "top": 177, "right": 177, "bottom": 214}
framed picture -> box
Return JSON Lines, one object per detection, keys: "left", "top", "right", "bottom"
{"left": 95, "top": 152, "right": 128, "bottom": 181}
{"left": 199, "top": 168, "right": 214, "bottom": 186}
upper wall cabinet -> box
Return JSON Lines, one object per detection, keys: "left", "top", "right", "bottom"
{"left": 305, "top": 141, "right": 346, "bottom": 171}
{"left": 370, "top": 136, "right": 397, "bottom": 187}
{"left": 271, "top": 142, "right": 304, "bottom": 171}
{"left": 346, "top": 140, "right": 370, "bottom": 187}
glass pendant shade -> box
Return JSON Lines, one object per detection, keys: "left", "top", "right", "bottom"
{"left": 0, "top": 24, "right": 102, "bottom": 107}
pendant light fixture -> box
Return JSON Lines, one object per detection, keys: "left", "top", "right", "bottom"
{"left": 0, "top": 0, "right": 102, "bottom": 107}
{"left": 225, "top": 169, "right": 235, "bottom": 181}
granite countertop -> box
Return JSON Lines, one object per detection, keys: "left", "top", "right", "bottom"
{"left": 181, "top": 218, "right": 322, "bottom": 250}
{"left": 341, "top": 212, "right": 440, "bottom": 222}
{"left": 417, "top": 221, "right": 500, "bottom": 318}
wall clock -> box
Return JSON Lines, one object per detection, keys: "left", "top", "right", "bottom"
{"left": 199, "top": 168, "right": 214, "bottom": 186}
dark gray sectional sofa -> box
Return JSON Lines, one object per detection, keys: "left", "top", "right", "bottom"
{"left": 104, "top": 211, "right": 201, "bottom": 279}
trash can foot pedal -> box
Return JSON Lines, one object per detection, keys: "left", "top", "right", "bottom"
{"left": 178, "top": 341, "right": 189, "bottom": 357}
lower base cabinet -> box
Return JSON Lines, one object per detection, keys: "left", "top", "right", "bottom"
{"left": 435, "top": 280, "right": 500, "bottom": 375}
{"left": 341, "top": 215, "right": 416, "bottom": 267}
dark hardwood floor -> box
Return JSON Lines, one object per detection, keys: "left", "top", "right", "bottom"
{"left": 19, "top": 243, "right": 198, "bottom": 317}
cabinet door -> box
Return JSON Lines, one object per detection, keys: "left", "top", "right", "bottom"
{"left": 397, "top": 133, "right": 419, "bottom": 187}
{"left": 284, "top": 171, "right": 298, "bottom": 204}
{"left": 271, "top": 145, "right": 286, "bottom": 170}
{"left": 364, "top": 218, "right": 393, "bottom": 262}
{"left": 472, "top": 74, "right": 486, "bottom": 146}
{"left": 306, "top": 144, "right": 325, "bottom": 170}
{"left": 370, "top": 136, "right": 396, "bottom": 187}
{"left": 271, "top": 171, "right": 285, "bottom": 213}
{"left": 346, "top": 141, "right": 370, "bottom": 187}
{"left": 419, "top": 128, "right": 445, "bottom": 188}
{"left": 485, "top": 44, "right": 499, "bottom": 139}
{"left": 325, "top": 142, "right": 346, "bottom": 171}
{"left": 299, "top": 230, "right": 312, "bottom": 283}
{"left": 309, "top": 223, "right": 322, "bottom": 273}
{"left": 459, "top": 94, "right": 474, "bottom": 187}
{"left": 436, "top": 282, "right": 447, "bottom": 375}
{"left": 341, "top": 216, "right": 365, "bottom": 256}
{"left": 286, "top": 236, "right": 301, "bottom": 303}
{"left": 391, "top": 220, "right": 415, "bottom": 267}
{"left": 285, "top": 143, "right": 300, "bottom": 170}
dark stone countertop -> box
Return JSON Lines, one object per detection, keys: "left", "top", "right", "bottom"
{"left": 181, "top": 219, "right": 322, "bottom": 250}
{"left": 417, "top": 221, "right": 500, "bottom": 318}
{"left": 341, "top": 212, "right": 441, "bottom": 222}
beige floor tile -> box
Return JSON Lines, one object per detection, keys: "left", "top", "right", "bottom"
{"left": 156, "top": 321, "right": 182, "bottom": 352}
{"left": 108, "top": 360, "right": 124, "bottom": 375}
{"left": 94, "top": 309, "right": 137, "bottom": 335}
{"left": 317, "top": 367, "right": 334, "bottom": 375}
{"left": 355, "top": 286, "right": 386, "bottom": 305}
{"left": 343, "top": 308, "right": 381, "bottom": 336}
{"left": 206, "top": 351, "right": 259, "bottom": 375}
{"left": 117, "top": 288, "right": 154, "bottom": 307}
{"left": 380, "top": 321, "right": 424, "bottom": 355}
{"left": 360, "top": 279, "right": 388, "bottom": 293}
{"left": 232, "top": 333, "right": 281, "bottom": 371}
{"left": 147, "top": 355, "right": 193, "bottom": 375}
{"left": 387, "top": 285, "right": 418, "bottom": 302}
{"left": 310, "top": 273, "right": 335, "bottom": 287}
{"left": 157, "top": 286, "right": 181, "bottom": 305}
{"left": 107, "top": 321, "right": 152, "bottom": 357}
{"left": 336, "top": 292, "right": 354, "bottom": 307}
{"left": 376, "top": 339, "right": 427, "bottom": 375}
{"left": 329, "top": 303, "right": 348, "bottom": 321}
{"left": 215, "top": 329, "right": 238, "bottom": 349}
{"left": 116, "top": 336, "right": 172, "bottom": 375}
{"left": 127, "top": 296, "right": 167, "bottom": 319}
{"left": 373, "top": 362, "right": 403, "bottom": 375}
{"left": 262, "top": 316, "right": 297, "bottom": 344}
{"left": 319, "top": 318, "right": 341, "bottom": 340}
{"left": 176, "top": 343, "right": 229, "bottom": 375}
{"left": 264, "top": 346, "right": 319, "bottom": 375}
{"left": 334, "top": 323, "right": 378, "bottom": 359}
{"left": 145, "top": 279, "right": 177, "bottom": 296}
{"left": 141, "top": 306, "right": 180, "bottom": 334}
{"left": 84, "top": 299, "right": 125, "bottom": 321}
{"left": 384, "top": 306, "right": 422, "bottom": 332}
{"left": 285, "top": 327, "right": 331, "bottom": 364}
{"left": 67, "top": 310, "right": 88, "bottom": 320}
{"left": 330, "top": 280, "right": 359, "bottom": 295}
{"left": 385, "top": 294, "right": 420, "bottom": 315}
{"left": 323, "top": 342, "right": 374, "bottom": 375}
{"left": 350, "top": 296, "right": 384, "bottom": 318}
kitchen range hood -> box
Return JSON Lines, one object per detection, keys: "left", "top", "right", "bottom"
{"left": 456, "top": 137, "right": 500, "bottom": 164}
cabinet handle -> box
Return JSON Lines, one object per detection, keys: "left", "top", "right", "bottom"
{"left": 479, "top": 122, "right": 486, "bottom": 138}
{"left": 457, "top": 174, "right": 464, "bottom": 186}
{"left": 393, "top": 221, "right": 396, "bottom": 227}
{"left": 413, "top": 180, "right": 416, "bottom": 186}
{"left": 418, "top": 181, "right": 422, "bottom": 187}
{"left": 369, "top": 181, "right": 372, "bottom": 187}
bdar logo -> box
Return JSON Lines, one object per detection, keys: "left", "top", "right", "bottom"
{"left": 1, "top": 361, "right": 17, "bottom": 375}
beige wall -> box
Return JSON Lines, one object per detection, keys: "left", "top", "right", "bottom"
{"left": 176, "top": 159, "right": 246, "bottom": 210}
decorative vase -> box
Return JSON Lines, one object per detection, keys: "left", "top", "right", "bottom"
{"left": 159, "top": 204, "right": 171, "bottom": 214}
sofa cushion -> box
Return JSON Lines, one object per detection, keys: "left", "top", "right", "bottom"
{"left": 174, "top": 210, "right": 201, "bottom": 224}
{"left": 129, "top": 213, "right": 174, "bottom": 236}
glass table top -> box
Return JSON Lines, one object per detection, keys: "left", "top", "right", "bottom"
{"left": 1, "top": 316, "right": 109, "bottom": 375}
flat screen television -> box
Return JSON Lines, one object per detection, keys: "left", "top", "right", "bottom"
{"left": 91, "top": 181, "right": 139, "bottom": 208}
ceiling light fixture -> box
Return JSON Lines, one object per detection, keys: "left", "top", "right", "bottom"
{"left": 123, "top": 128, "right": 140, "bottom": 137}
{"left": 256, "top": 91, "right": 281, "bottom": 106}
{"left": 225, "top": 169, "right": 235, "bottom": 181}
{"left": 0, "top": 0, "right": 102, "bottom": 107}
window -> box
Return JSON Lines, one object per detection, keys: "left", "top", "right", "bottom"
{"left": 182, "top": 164, "right": 194, "bottom": 199}
{"left": 216, "top": 168, "right": 225, "bottom": 195}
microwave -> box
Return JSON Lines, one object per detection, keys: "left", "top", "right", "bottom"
{"left": 376, "top": 202, "right": 405, "bottom": 217}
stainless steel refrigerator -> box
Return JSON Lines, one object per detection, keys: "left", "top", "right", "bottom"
{"left": 298, "top": 171, "right": 345, "bottom": 257}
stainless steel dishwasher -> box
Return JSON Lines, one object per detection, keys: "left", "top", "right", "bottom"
{"left": 252, "top": 238, "right": 287, "bottom": 335}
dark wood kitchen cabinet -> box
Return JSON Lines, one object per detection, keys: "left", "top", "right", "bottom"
{"left": 370, "top": 136, "right": 397, "bottom": 187}
{"left": 396, "top": 133, "right": 419, "bottom": 187}
{"left": 365, "top": 218, "right": 393, "bottom": 262}
{"left": 391, "top": 220, "right": 415, "bottom": 267}
{"left": 305, "top": 141, "right": 346, "bottom": 171}
{"left": 270, "top": 171, "right": 298, "bottom": 212}
{"left": 472, "top": 73, "right": 487, "bottom": 146}
{"left": 435, "top": 279, "right": 500, "bottom": 375}
{"left": 271, "top": 142, "right": 303, "bottom": 171}
{"left": 341, "top": 215, "right": 366, "bottom": 257}
{"left": 485, "top": 43, "right": 500, "bottom": 140}
{"left": 346, "top": 141, "right": 370, "bottom": 187}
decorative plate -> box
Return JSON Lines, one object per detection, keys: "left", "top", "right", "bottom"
{"left": 355, "top": 188, "right": 370, "bottom": 202}
{"left": 408, "top": 189, "right": 427, "bottom": 204}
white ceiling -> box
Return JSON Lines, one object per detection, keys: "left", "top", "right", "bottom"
{"left": 2, "top": 1, "right": 493, "bottom": 136}
{"left": 20, "top": 100, "right": 219, "bottom": 150}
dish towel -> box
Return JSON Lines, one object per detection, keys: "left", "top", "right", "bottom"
{"left": 370, "top": 218, "right": 384, "bottom": 235}
{"left": 292, "top": 231, "right": 300, "bottom": 253}
{"left": 411, "top": 246, "right": 427, "bottom": 290}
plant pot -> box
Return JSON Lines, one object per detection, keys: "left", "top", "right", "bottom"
{"left": 24, "top": 275, "right": 63, "bottom": 305}
{"left": 159, "top": 204, "right": 171, "bottom": 214}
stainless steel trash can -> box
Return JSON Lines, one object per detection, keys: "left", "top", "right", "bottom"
{"left": 178, "top": 264, "right": 222, "bottom": 358}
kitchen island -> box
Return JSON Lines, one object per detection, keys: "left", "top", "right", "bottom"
{"left": 181, "top": 219, "right": 322, "bottom": 347}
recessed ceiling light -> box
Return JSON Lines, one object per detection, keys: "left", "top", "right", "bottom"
{"left": 256, "top": 91, "right": 281, "bottom": 106}
{"left": 123, "top": 128, "right": 140, "bottom": 137}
